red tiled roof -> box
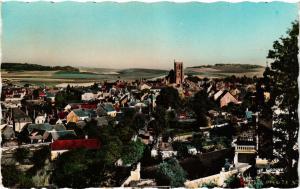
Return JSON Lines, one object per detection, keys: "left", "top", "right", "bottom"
{"left": 81, "top": 103, "right": 97, "bottom": 109}
{"left": 39, "top": 92, "right": 46, "bottom": 97}
{"left": 58, "top": 111, "right": 68, "bottom": 119}
{"left": 51, "top": 139, "right": 101, "bottom": 151}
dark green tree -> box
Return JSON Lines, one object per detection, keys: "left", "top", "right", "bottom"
{"left": 115, "top": 124, "right": 135, "bottom": 144}
{"left": 32, "top": 89, "right": 40, "bottom": 99}
{"left": 98, "top": 137, "right": 123, "bottom": 166}
{"left": 224, "top": 175, "right": 241, "bottom": 188}
{"left": 156, "top": 86, "right": 181, "bottom": 109}
{"left": 29, "top": 146, "right": 51, "bottom": 173}
{"left": 167, "top": 69, "right": 176, "bottom": 84}
{"left": 151, "top": 106, "right": 167, "bottom": 135}
{"left": 172, "top": 141, "right": 188, "bottom": 158}
{"left": 90, "top": 83, "right": 99, "bottom": 91}
{"left": 189, "top": 90, "right": 215, "bottom": 127}
{"left": 1, "top": 164, "right": 34, "bottom": 188}
{"left": 266, "top": 21, "right": 299, "bottom": 186}
{"left": 14, "top": 148, "right": 30, "bottom": 164}
{"left": 121, "top": 139, "right": 145, "bottom": 165}
{"left": 83, "top": 119, "right": 101, "bottom": 139}
{"left": 156, "top": 158, "right": 187, "bottom": 187}
{"left": 66, "top": 84, "right": 71, "bottom": 94}
{"left": 165, "top": 108, "right": 177, "bottom": 128}
{"left": 52, "top": 149, "right": 105, "bottom": 188}
{"left": 132, "top": 112, "right": 146, "bottom": 132}
{"left": 55, "top": 91, "right": 67, "bottom": 108}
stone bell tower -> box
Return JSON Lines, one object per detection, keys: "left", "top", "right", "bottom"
{"left": 174, "top": 60, "right": 183, "bottom": 85}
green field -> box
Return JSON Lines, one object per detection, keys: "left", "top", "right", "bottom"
{"left": 2, "top": 63, "right": 265, "bottom": 86}
{"left": 185, "top": 64, "right": 265, "bottom": 78}
{"left": 1, "top": 67, "right": 168, "bottom": 85}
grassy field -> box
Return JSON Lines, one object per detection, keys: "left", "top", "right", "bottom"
{"left": 1, "top": 67, "right": 168, "bottom": 85}
{"left": 185, "top": 64, "right": 265, "bottom": 78}
{"left": 2, "top": 64, "right": 265, "bottom": 86}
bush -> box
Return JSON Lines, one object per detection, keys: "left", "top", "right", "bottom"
{"left": 52, "top": 149, "right": 106, "bottom": 188}
{"left": 172, "top": 141, "right": 189, "bottom": 158}
{"left": 224, "top": 175, "right": 240, "bottom": 188}
{"left": 2, "top": 164, "right": 34, "bottom": 187}
{"left": 31, "top": 146, "right": 50, "bottom": 167}
{"left": 14, "top": 148, "right": 30, "bottom": 163}
{"left": 156, "top": 158, "right": 187, "bottom": 187}
{"left": 201, "top": 181, "right": 218, "bottom": 188}
{"left": 121, "top": 139, "right": 145, "bottom": 165}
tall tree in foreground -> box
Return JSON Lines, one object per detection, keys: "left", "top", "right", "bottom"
{"left": 156, "top": 86, "right": 181, "bottom": 109}
{"left": 156, "top": 158, "right": 187, "bottom": 187}
{"left": 267, "top": 21, "right": 299, "bottom": 187}
{"left": 121, "top": 139, "right": 145, "bottom": 165}
{"left": 189, "top": 90, "right": 215, "bottom": 127}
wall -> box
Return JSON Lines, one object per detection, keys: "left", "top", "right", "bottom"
{"left": 121, "top": 163, "right": 141, "bottom": 187}
{"left": 184, "top": 164, "right": 251, "bottom": 188}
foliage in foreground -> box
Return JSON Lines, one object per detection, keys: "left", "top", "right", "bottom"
{"left": 52, "top": 149, "right": 105, "bottom": 188}
{"left": 121, "top": 139, "right": 145, "bottom": 165}
{"left": 2, "top": 164, "right": 34, "bottom": 188}
{"left": 156, "top": 158, "right": 187, "bottom": 187}
{"left": 266, "top": 20, "right": 299, "bottom": 184}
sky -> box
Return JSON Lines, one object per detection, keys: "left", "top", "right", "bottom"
{"left": 2, "top": 2, "right": 299, "bottom": 69}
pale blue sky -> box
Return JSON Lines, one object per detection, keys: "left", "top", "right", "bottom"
{"left": 2, "top": 2, "right": 298, "bottom": 69}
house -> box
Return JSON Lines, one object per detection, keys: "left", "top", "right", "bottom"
{"left": 81, "top": 103, "right": 97, "bottom": 109}
{"left": 28, "top": 129, "right": 48, "bottom": 143}
{"left": 1, "top": 125, "right": 15, "bottom": 141}
{"left": 4, "top": 92, "right": 25, "bottom": 102}
{"left": 139, "top": 83, "right": 151, "bottom": 91}
{"left": 26, "top": 123, "right": 66, "bottom": 143}
{"left": 47, "top": 130, "right": 77, "bottom": 142}
{"left": 64, "top": 104, "right": 72, "bottom": 111}
{"left": 138, "top": 129, "right": 154, "bottom": 145}
{"left": 46, "top": 92, "right": 56, "bottom": 103}
{"left": 81, "top": 92, "right": 96, "bottom": 101}
{"left": 116, "top": 94, "right": 129, "bottom": 108}
{"left": 103, "top": 103, "right": 117, "bottom": 117}
{"left": 57, "top": 111, "right": 68, "bottom": 120}
{"left": 187, "top": 145, "right": 198, "bottom": 155}
{"left": 214, "top": 90, "right": 224, "bottom": 101}
{"left": 27, "top": 123, "right": 54, "bottom": 133}
{"left": 35, "top": 114, "right": 47, "bottom": 124}
{"left": 229, "top": 88, "right": 241, "bottom": 98}
{"left": 39, "top": 91, "right": 47, "bottom": 98}
{"left": 96, "top": 104, "right": 108, "bottom": 117}
{"left": 50, "top": 139, "right": 101, "bottom": 160}
{"left": 66, "top": 109, "right": 90, "bottom": 123}
{"left": 97, "top": 92, "right": 110, "bottom": 100}
{"left": 215, "top": 91, "right": 240, "bottom": 108}
{"left": 12, "top": 108, "right": 32, "bottom": 132}
{"left": 160, "top": 147, "right": 178, "bottom": 159}
{"left": 26, "top": 123, "right": 49, "bottom": 143}
{"left": 153, "top": 137, "right": 178, "bottom": 159}
{"left": 2, "top": 101, "right": 21, "bottom": 108}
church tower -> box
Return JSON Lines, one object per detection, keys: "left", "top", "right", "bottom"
{"left": 174, "top": 60, "right": 183, "bottom": 85}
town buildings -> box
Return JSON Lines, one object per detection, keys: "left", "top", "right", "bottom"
{"left": 1, "top": 62, "right": 276, "bottom": 188}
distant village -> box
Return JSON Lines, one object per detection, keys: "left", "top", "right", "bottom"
{"left": 0, "top": 61, "right": 284, "bottom": 187}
